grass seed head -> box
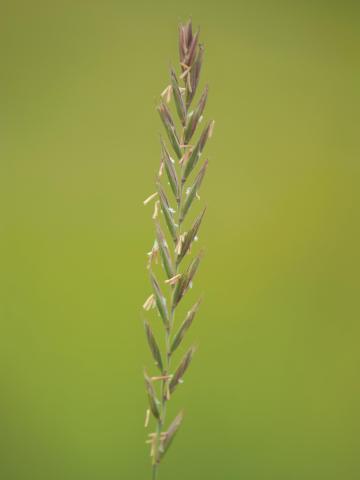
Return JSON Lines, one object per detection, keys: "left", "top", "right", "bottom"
{"left": 143, "top": 19, "right": 213, "bottom": 474}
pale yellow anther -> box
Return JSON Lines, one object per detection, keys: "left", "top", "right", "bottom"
{"left": 180, "top": 67, "right": 191, "bottom": 80}
{"left": 165, "top": 274, "right": 182, "bottom": 285}
{"left": 144, "top": 409, "right": 150, "bottom": 428}
{"left": 158, "top": 161, "right": 164, "bottom": 177}
{"left": 143, "top": 293, "right": 156, "bottom": 311}
{"left": 187, "top": 73, "right": 192, "bottom": 92}
{"left": 150, "top": 375, "right": 172, "bottom": 381}
{"left": 160, "top": 85, "right": 172, "bottom": 104}
{"left": 152, "top": 200, "right": 160, "bottom": 220}
{"left": 143, "top": 192, "right": 158, "bottom": 205}
{"left": 175, "top": 234, "right": 186, "bottom": 255}
{"left": 209, "top": 120, "right": 215, "bottom": 138}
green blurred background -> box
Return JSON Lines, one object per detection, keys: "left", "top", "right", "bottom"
{"left": 1, "top": 1, "right": 360, "bottom": 479}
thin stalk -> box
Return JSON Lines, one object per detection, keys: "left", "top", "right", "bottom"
{"left": 152, "top": 465, "right": 157, "bottom": 480}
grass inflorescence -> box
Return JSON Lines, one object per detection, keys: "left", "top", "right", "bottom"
{"left": 142, "top": 20, "right": 214, "bottom": 479}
